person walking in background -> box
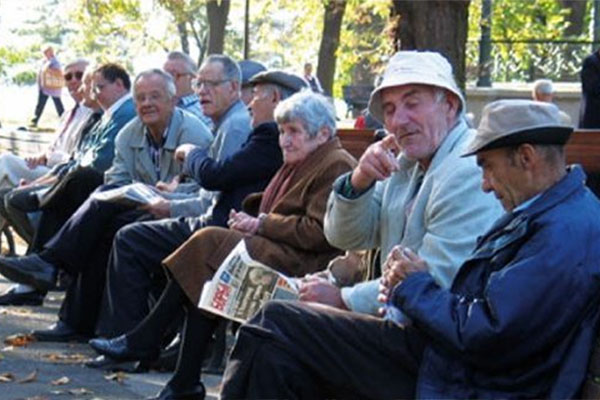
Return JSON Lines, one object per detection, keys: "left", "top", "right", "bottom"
{"left": 30, "top": 46, "right": 65, "bottom": 128}
{"left": 579, "top": 48, "right": 600, "bottom": 128}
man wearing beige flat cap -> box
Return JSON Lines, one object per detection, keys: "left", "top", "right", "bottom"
{"left": 299, "top": 50, "right": 501, "bottom": 316}
{"left": 221, "top": 99, "right": 600, "bottom": 399}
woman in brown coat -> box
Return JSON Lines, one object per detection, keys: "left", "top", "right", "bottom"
{"left": 89, "top": 90, "right": 356, "bottom": 400}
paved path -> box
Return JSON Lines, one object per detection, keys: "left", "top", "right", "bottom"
{"left": 0, "top": 276, "right": 223, "bottom": 400}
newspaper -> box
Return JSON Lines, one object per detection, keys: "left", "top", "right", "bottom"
{"left": 199, "top": 241, "right": 299, "bottom": 323}
{"left": 91, "top": 182, "right": 163, "bottom": 207}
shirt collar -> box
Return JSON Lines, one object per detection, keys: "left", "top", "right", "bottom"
{"left": 104, "top": 93, "right": 131, "bottom": 120}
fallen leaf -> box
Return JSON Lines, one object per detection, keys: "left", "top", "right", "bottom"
{"left": 23, "top": 396, "right": 49, "bottom": 400}
{"left": 17, "top": 369, "right": 37, "bottom": 384}
{"left": 0, "top": 372, "right": 14, "bottom": 382}
{"left": 51, "top": 376, "right": 70, "bottom": 385}
{"left": 4, "top": 333, "right": 35, "bottom": 347}
{"left": 104, "top": 371, "right": 127, "bottom": 384}
{"left": 1, "top": 346, "right": 14, "bottom": 352}
{"left": 43, "top": 352, "right": 90, "bottom": 363}
{"left": 68, "top": 387, "right": 93, "bottom": 395}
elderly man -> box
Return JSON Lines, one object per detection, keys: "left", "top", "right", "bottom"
{"left": 94, "top": 70, "right": 305, "bottom": 341}
{"left": 146, "top": 54, "right": 252, "bottom": 220}
{"left": 163, "top": 50, "right": 212, "bottom": 128}
{"left": 239, "top": 60, "right": 267, "bottom": 105}
{"left": 532, "top": 79, "right": 571, "bottom": 124}
{"left": 0, "top": 59, "right": 92, "bottom": 189}
{"left": 300, "top": 51, "right": 501, "bottom": 317}
{"left": 0, "top": 69, "right": 212, "bottom": 341}
{"left": 222, "top": 99, "right": 600, "bottom": 399}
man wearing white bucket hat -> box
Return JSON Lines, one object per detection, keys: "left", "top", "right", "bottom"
{"left": 298, "top": 51, "right": 501, "bottom": 315}
{"left": 221, "top": 99, "right": 600, "bottom": 399}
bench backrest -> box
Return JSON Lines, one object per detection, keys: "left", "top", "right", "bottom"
{"left": 0, "top": 129, "right": 54, "bottom": 158}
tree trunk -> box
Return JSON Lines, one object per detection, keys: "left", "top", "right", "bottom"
{"left": 206, "top": 0, "right": 230, "bottom": 55}
{"left": 391, "top": 0, "right": 470, "bottom": 89}
{"left": 559, "top": 0, "right": 587, "bottom": 37}
{"left": 316, "top": 0, "right": 347, "bottom": 96}
{"left": 177, "top": 22, "right": 190, "bottom": 54}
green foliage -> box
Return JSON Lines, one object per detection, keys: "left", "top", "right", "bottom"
{"left": 467, "top": 0, "right": 593, "bottom": 83}
{"left": 12, "top": 70, "right": 37, "bottom": 86}
{"left": 0, "top": 46, "right": 31, "bottom": 77}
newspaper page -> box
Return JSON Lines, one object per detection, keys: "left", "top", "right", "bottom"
{"left": 199, "top": 241, "right": 299, "bottom": 323}
{"left": 91, "top": 182, "right": 163, "bottom": 207}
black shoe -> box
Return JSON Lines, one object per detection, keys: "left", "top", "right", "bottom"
{"left": 32, "top": 320, "right": 89, "bottom": 342}
{"left": 0, "top": 287, "right": 45, "bottom": 306}
{"left": 85, "top": 355, "right": 147, "bottom": 372}
{"left": 147, "top": 383, "right": 206, "bottom": 400}
{"left": 89, "top": 335, "right": 159, "bottom": 362}
{"left": 0, "top": 254, "right": 57, "bottom": 291}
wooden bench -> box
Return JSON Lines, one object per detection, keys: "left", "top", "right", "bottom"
{"left": 0, "top": 128, "right": 55, "bottom": 255}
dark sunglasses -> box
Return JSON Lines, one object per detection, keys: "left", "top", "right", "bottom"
{"left": 64, "top": 71, "right": 84, "bottom": 82}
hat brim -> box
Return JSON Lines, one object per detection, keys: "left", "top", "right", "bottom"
{"left": 462, "top": 126, "right": 573, "bottom": 157}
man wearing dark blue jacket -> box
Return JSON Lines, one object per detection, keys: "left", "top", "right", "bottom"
{"left": 221, "top": 99, "right": 600, "bottom": 400}
{"left": 94, "top": 70, "right": 307, "bottom": 339}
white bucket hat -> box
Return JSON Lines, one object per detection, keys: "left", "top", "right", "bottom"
{"left": 368, "top": 51, "right": 465, "bottom": 123}
{"left": 463, "top": 99, "right": 573, "bottom": 156}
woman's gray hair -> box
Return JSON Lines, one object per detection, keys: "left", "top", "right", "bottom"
{"left": 133, "top": 69, "right": 176, "bottom": 100}
{"left": 274, "top": 90, "right": 336, "bottom": 139}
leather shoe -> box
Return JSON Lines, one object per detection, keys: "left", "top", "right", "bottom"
{"left": 0, "top": 254, "right": 57, "bottom": 292}
{"left": 89, "top": 335, "right": 159, "bottom": 362}
{"left": 32, "top": 320, "right": 89, "bottom": 342}
{"left": 147, "top": 383, "right": 206, "bottom": 400}
{"left": 0, "top": 287, "right": 45, "bottom": 306}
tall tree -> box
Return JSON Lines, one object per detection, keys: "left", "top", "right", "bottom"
{"left": 206, "top": 0, "right": 230, "bottom": 55}
{"left": 316, "top": 0, "right": 347, "bottom": 96}
{"left": 391, "top": 0, "right": 470, "bottom": 88}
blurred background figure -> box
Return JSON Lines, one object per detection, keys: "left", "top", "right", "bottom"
{"left": 303, "top": 62, "right": 323, "bottom": 93}
{"left": 532, "top": 79, "right": 571, "bottom": 125}
{"left": 239, "top": 60, "right": 267, "bottom": 105}
{"left": 30, "top": 46, "right": 64, "bottom": 128}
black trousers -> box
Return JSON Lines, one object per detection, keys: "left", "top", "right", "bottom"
{"left": 29, "top": 166, "right": 104, "bottom": 253}
{"left": 221, "top": 301, "right": 426, "bottom": 400}
{"left": 43, "top": 187, "right": 151, "bottom": 335}
{"left": 0, "top": 185, "right": 47, "bottom": 247}
{"left": 95, "top": 216, "right": 206, "bottom": 337}
{"left": 32, "top": 89, "right": 64, "bottom": 124}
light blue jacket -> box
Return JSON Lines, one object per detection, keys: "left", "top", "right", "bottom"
{"left": 104, "top": 108, "right": 212, "bottom": 186}
{"left": 324, "top": 118, "right": 503, "bottom": 315}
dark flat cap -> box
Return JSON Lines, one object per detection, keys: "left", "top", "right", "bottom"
{"left": 249, "top": 70, "right": 308, "bottom": 94}
{"left": 239, "top": 60, "right": 267, "bottom": 86}
{"left": 463, "top": 99, "right": 573, "bottom": 156}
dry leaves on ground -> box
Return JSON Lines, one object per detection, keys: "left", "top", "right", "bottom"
{"left": 51, "top": 376, "right": 70, "bottom": 386}
{"left": 104, "top": 371, "right": 127, "bottom": 384}
{"left": 68, "top": 387, "right": 93, "bottom": 395}
{"left": 3, "top": 333, "right": 35, "bottom": 347}
{"left": 0, "top": 307, "right": 32, "bottom": 317}
{"left": 43, "top": 352, "right": 90, "bottom": 364}
{"left": 17, "top": 369, "right": 38, "bottom": 384}
{"left": 0, "top": 372, "right": 14, "bottom": 382}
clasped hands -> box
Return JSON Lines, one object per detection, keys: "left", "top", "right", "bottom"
{"left": 378, "top": 245, "right": 427, "bottom": 313}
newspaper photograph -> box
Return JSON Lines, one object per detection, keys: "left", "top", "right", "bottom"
{"left": 198, "top": 241, "right": 299, "bottom": 323}
{"left": 91, "top": 182, "right": 164, "bottom": 207}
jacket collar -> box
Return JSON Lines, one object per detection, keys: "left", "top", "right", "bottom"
{"left": 214, "top": 99, "right": 245, "bottom": 132}
{"left": 131, "top": 109, "right": 182, "bottom": 151}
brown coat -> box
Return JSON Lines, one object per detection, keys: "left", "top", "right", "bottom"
{"left": 164, "top": 137, "right": 357, "bottom": 304}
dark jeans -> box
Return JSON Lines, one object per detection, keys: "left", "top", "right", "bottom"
{"left": 96, "top": 216, "right": 205, "bottom": 337}
{"left": 32, "top": 89, "right": 64, "bottom": 124}
{"left": 42, "top": 186, "right": 152, "bottom": 335}
{"left": 1, "top": 185, "right": 46, "bottom": 247}
{"left": 221, "top": 301, "right": 426, "bottom": 400}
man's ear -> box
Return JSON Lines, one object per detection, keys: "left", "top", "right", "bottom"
{"left": 516, "top": 144, "right": 537, "bottom": 169}
{"left": 445, "top": 92, "right": 460, "bottom": 116}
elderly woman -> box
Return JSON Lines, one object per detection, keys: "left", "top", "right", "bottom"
{"left": 89, "top": 91, "right": 356, "bottom": 400}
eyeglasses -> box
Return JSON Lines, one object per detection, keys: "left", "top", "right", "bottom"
{"left": 64, "top": 71, "right": 84, "bottom": 82}
{"left": 93, "top": 82, "right": 110, "bottom": 95}
{"left": 191, "top": 78, "right": 230, "bottom": 90}
{"left": 169, "top": 72, "right": 194, "bottom": 80}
